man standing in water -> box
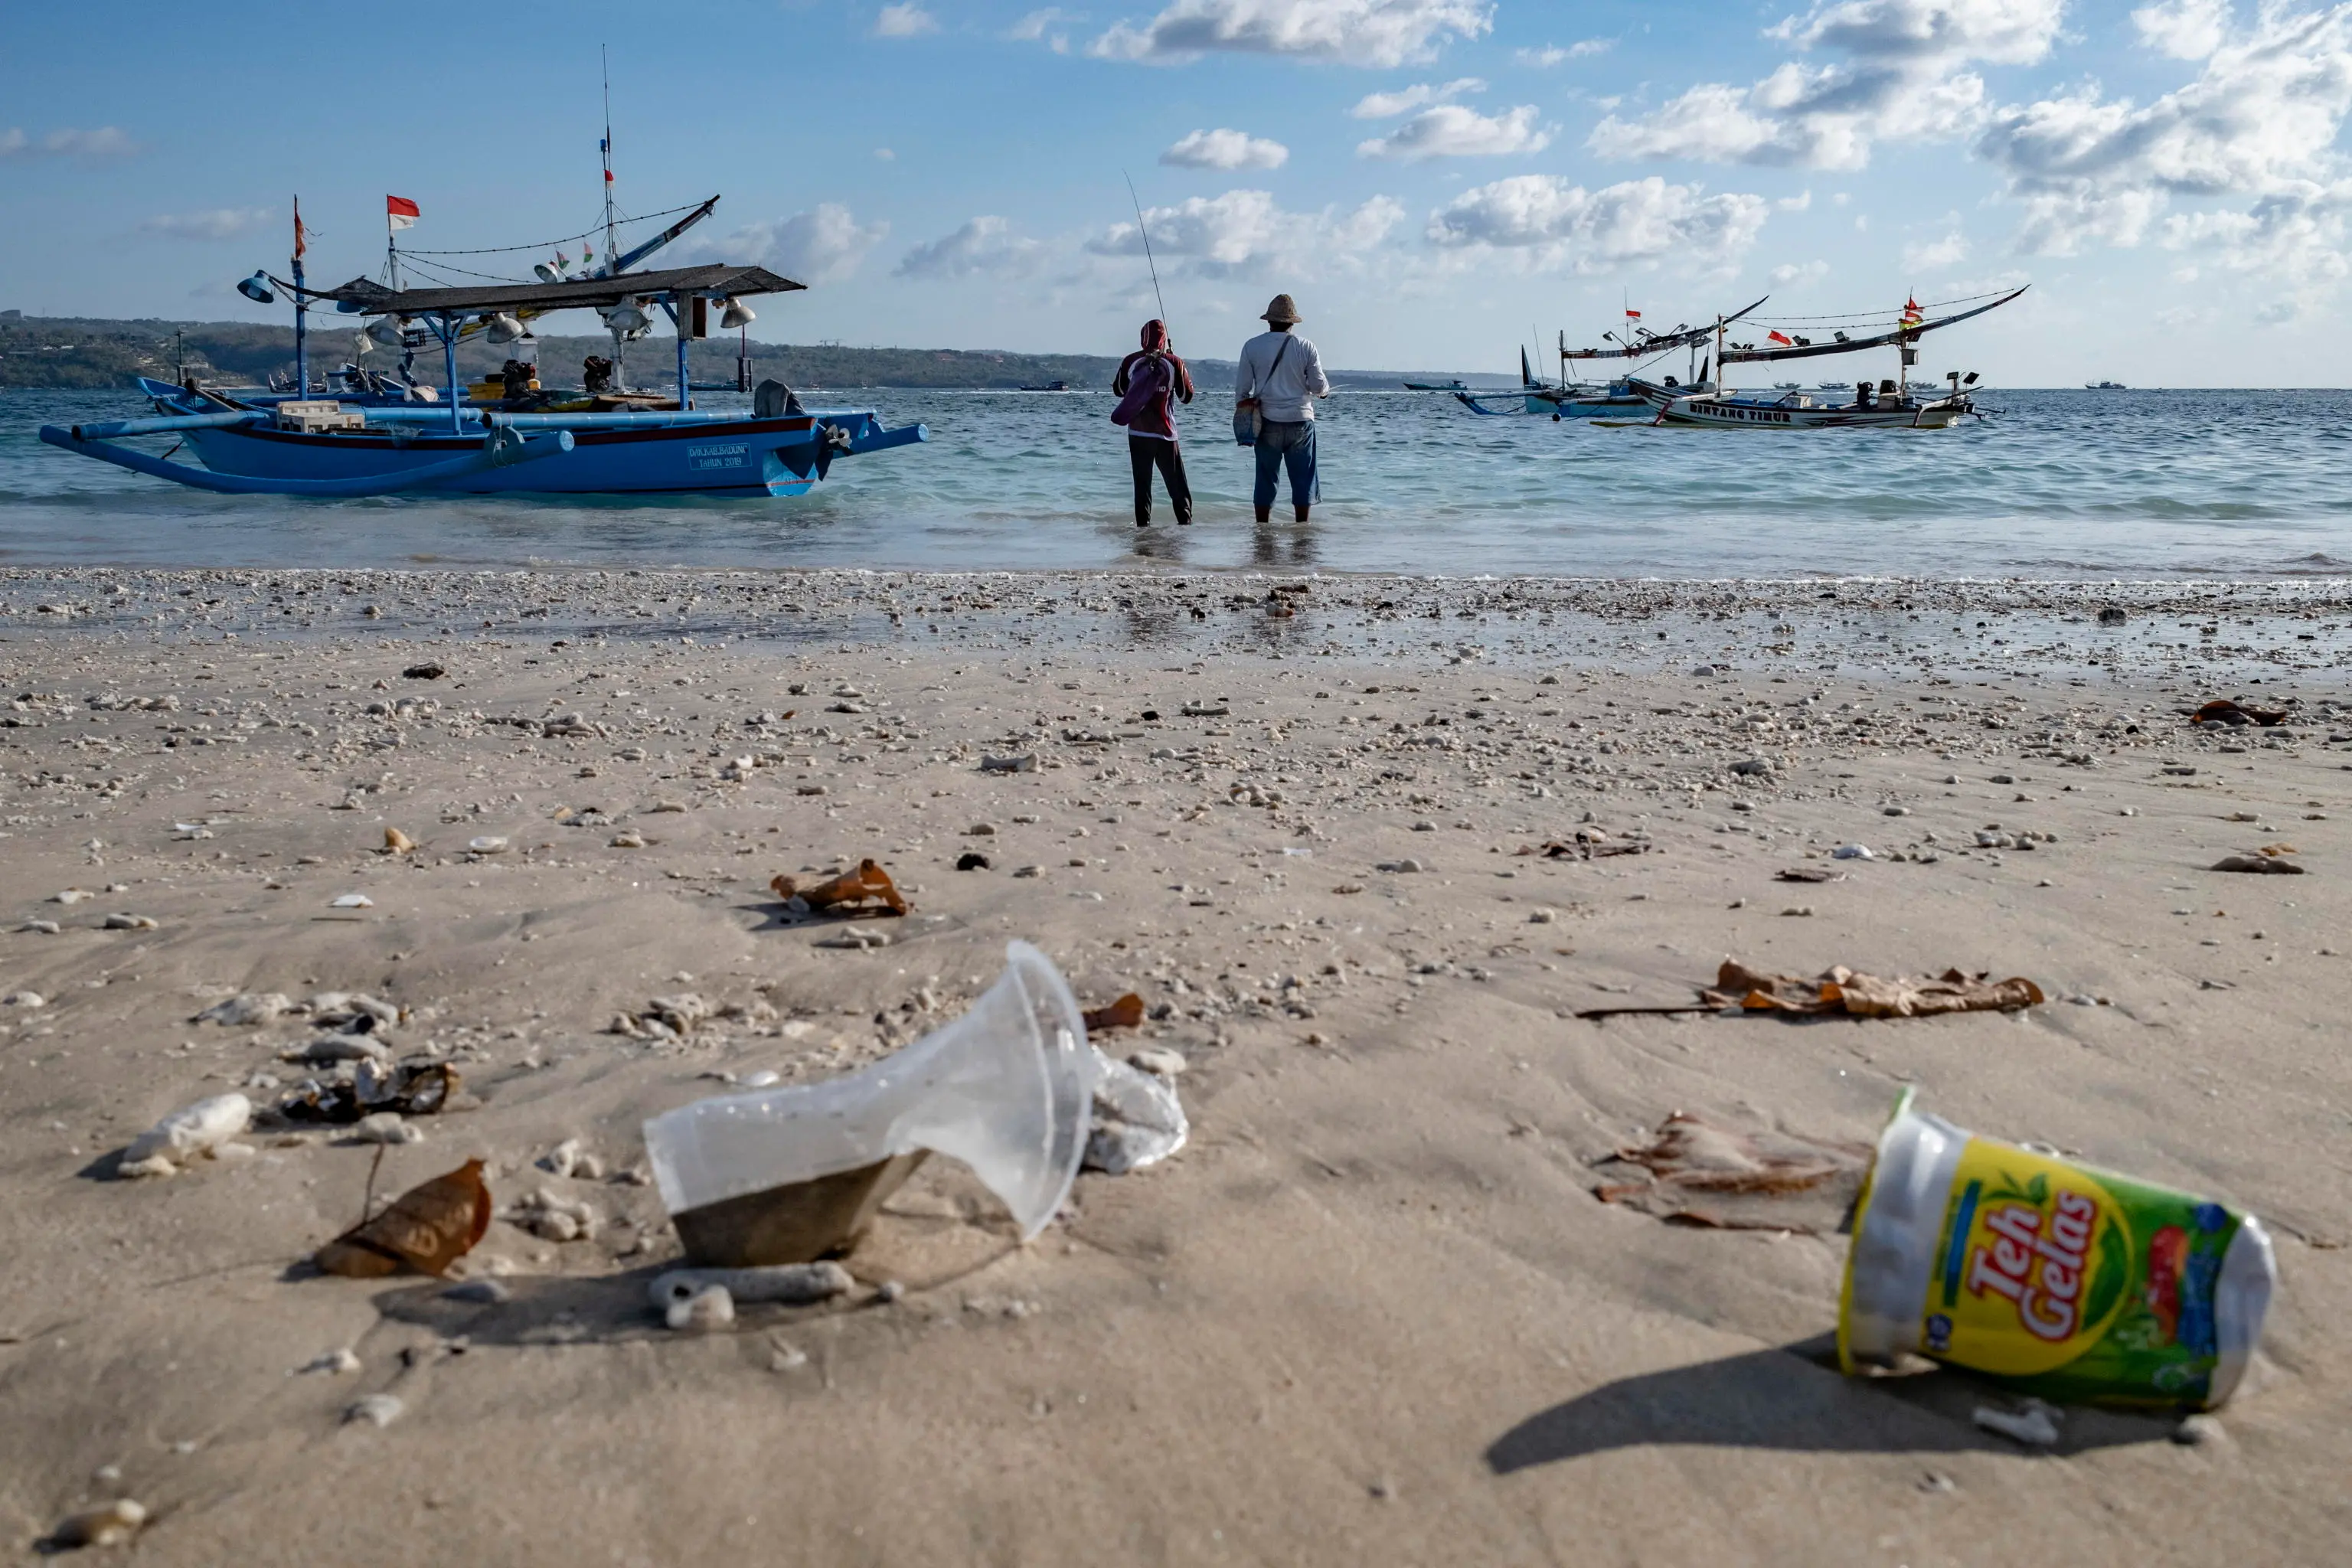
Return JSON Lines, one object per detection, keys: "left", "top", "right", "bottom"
{"left": 1111, "top": 318, "right": 1194, "bottom": 527}
{"left": 1233, "top": 293, "right": 1330, "bottom": 524}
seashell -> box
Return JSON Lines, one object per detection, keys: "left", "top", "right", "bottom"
{"left": 650, "top": 1263, "right": 854, "bottom": 1311}
{"left": 102, "top": 913, "right": 160, "bottom": 929}
{"left": 309, "top": 992, "right": 400, "bottom": 1027}
{"left": 441, "top": 1279, "right": 511, "bottom": 1305}
{"left": 351, "top": 1112, "right": 420, "bottom": 1145}
{"left": 328, "top": 893, "right": 374, "bottom": 909}
{"left": 609, "top": 830, "right": 645, "bottom": 848}
{"left": 665, "top": 1284, "right": 736, "bottom": 1332}
{"left": 123, "top": 1093, "right": 251, "bottom": 1166}
{"left": 194, "top": 991, "right": 292, "bottom": 1027}
{"left": 648, "top": 799, "right": 688, "bottom": 814}
{"left": 466, "top": 836, "right": 509, "bottom": 854}
{"left": 296, "top": 1348, "right": 362, "bottom": 1376}
{"left": 383, "top": 827, "right": 416, "bottom": 854}
{"left": 539, "top": 1138, "right": 583, "bottom": 1178}
{"left": 19, "top": 920, "right": 61, "bottom": 935}
{"left": 118, "top": 1154, "right": 179, "bottom": 1180}
{"left": 51, "top": 1499, "right": 146, "bottom": 1549}
{"left": 51, "top": 889, "right": 93, "bottom": 904}
{"left": 285, "top": 1034, "right": 392, "bottom": 1065}
{"left": 344, "top": 1393, "right": 403, "bottom": 1428}
{"left": 1129, "top": 1047, "right": 1187, "bottom": 1077}
{"left": 4, "top": 991, "right": 46, "bottom": 1008}
{"left": 740, "top": 1069, "right": 781, "bottom": 1088}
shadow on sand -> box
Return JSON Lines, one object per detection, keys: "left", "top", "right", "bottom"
{"left": 1487, "top": 1334, "right": 2180, "bottom": 1472}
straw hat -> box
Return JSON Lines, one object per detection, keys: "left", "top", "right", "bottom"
{"left": 1260, "top": 293, "right": 1302, "bottom": 325}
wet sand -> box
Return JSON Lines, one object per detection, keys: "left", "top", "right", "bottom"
{"left": 2, "top": 568, "right": 2348, "bottom": 1564}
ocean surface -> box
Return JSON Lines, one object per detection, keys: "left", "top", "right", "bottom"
{"left": 3, "top": 385, "right": 2348, "bottom": 580}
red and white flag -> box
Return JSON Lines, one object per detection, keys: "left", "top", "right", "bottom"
{"left": 1768, "top": 329, "right": 1794, "bottom": 346}
{"left": 386, "top": 195, "right": 420, "bottom": 231}
{"left": 1624, "top": 307, "right": 1642, "bottom": 320}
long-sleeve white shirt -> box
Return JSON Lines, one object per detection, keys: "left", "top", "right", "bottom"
{"left": 1234, "top": 330, "right": 1331, "bottom": 423}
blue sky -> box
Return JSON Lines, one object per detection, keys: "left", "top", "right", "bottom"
{"left": 5, "top": 1, "right": 2350, "bottom": 384}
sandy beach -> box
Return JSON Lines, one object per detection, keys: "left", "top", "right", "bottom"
{"left": 3, "top": 566, "right": 2348, "bottom": 1565}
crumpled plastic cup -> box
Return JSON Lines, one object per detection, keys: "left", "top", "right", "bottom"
{"left": 642, "top": 941, "right": 1096, "bottom": 1266}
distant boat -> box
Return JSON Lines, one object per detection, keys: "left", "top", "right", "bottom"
{"left": 1774, "top": 381, "right": 1802, "bottom": 390}
{"left": 2086, "top": 379, "right": 2126, "bottom": 390}
{"left": 1017, "top": 381, "right": 1073, "bottom": 392}
{"left": 1403, "top": 379, "right": 1466, "bottom": 391}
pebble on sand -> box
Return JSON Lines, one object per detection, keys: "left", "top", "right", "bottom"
{"left": 49, "top": 1499, "right": 146, "bottom": 1550}
{"left": 344, "top": 1393, "right": 404, "bottom": 1428}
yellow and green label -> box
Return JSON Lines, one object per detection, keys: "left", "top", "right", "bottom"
{"left": 1925, "top": 1139, "right": 2243, "bottom": 1405}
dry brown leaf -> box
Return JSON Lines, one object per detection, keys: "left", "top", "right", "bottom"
{"left": 2189, "top": 698, "right": 2287, "bottom": 726}
{"left": 1592, "top": 1112, "right": 1872, "bottom": 1233}
{"left": 1083, "top": 993, "right": 1144, "bottom": 1033}
{"left": 1699, "top": 959, "right": 2043, "bottom": 1018}
{"left": 770, "top": 858, "right": 910, "bottom": 917}
{"left": 315, "top": 1158, "right": 492, "bottom": 1279}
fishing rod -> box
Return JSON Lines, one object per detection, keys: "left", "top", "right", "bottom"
{"left": 1123, "top": 171, "right": 1169, "bottom": 329}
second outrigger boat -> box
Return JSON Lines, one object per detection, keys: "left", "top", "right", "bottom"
{"left": 1625, "top": 288, "right": 2027, "bottom": 430}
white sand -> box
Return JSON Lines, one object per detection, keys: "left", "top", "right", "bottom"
{"left": 2, "top": 569, "right": 2347, "bottom": 1563}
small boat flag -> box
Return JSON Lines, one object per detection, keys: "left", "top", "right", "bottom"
{"left": 1900, "top": 295, "right": 1922, "bottom": 328}
{"left": 1624, "top": 307, "right": 1641, "bottom": 320}
{"left": 293, "top": 198, "right": 307, "bottom": 261}
{"left": 386, "top": 195, "right": 420, "bottom": 231}
{"left": 1768, "top": 329, "right": 1793, "bottom": 346}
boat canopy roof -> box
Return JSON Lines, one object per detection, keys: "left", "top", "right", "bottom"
{"left": 1720, "top": 286, "right": 2027, "bottom": 364}
{"left": 320, "top": 263, "right": 805, "bottom": 318}
{"left": 1562, "top": 294, "right": 1768, "bottom": 361}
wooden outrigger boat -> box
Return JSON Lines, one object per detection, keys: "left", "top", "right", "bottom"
{"left": 1625, "top": 287, "right": 2027, "bottom": 430}
{"left": 1459, "top": 297, "right": 1769, "bottom": 418}
{"left": 41, "top": 263, "right": 926, "bottom": 497}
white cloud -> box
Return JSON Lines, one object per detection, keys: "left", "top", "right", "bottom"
{"left": 1769, "top": 258, "right": 1831, "bottom": 284}
{"left": 140, "top": 207, "right": 273, "bottom": 241}
{"left": 1087, "top": 188, "right": 1406, "bottom": 276}
{"left": 1777, "top": 189, "right": 1815, "bottom": 210}
{"left": 1349, "top": 76, "right": 1482, "bottom": 117}
{"left": 699, "top": 204, "right": 887, "bottom": 285}
{"left": 1010, "top": 6, "right": 1077, "bottom": 49}
{"left": 1426, "top": 175, "right": 1772, "bottom": 270}
{"left": 874, "top": 147, "right": 897, "bottom": 161}
{"left": 1902, "top": 230, "right": 1970, "bottom": 269}
{"left": 1589, "top": 0, "right": 2063, "bottom": 170}
{"left": 0, "top": 125, "right": 138, "bottom": 159}
{"left": 1091, "top": 0, "right": 1493, "bottom": 68}
{"left": 1162, "top": 127, "right": 1291, "bottom": 168}
{"left": 2134, "top": 0, "right": 2231, "bottom": 59}
{"left": 874, "top": 3, "right": 937, "bottom": 38}
{"left": 1975, "top": 0, "right": 2352, "bottom": 293}
{"left": 895, "top": 216, "right": 1047, "bottom": 279}
{"left": 1517, "top": 39, "right": 1609, "bottom": 67}
{"left": 1357, "top": 103, "right": 1549, "bottom": 160}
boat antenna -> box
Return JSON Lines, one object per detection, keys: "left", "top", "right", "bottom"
{"left": 1123, "top": 172, "right": 1169, "bottom": 330}
{"left": 600, "top": 46, "right": 619, "bottom": 279}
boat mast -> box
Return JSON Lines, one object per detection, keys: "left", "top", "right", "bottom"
{"left": 292, "top": 197, "right": 309, "bottom": 398}
{"left": 600, "top": 47, "right": 629, "bottom": 390}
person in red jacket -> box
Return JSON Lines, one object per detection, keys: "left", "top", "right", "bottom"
{"left": 1111, "top": 318, "right": 1195, "bottom": 527}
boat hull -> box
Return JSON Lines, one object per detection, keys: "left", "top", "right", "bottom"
{"left": 1626, "top": 380, "right": 1971, "bottom": 430}
{"left": 178, "top": 415, "right": 848, "bottom": 495}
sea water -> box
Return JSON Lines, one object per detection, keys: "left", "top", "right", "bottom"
{"left": 3, "top": 386, "right": 2348, "bottom": 579}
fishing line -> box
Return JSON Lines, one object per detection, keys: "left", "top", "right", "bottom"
{"left": 1123, "top": 172, "right": 1169, "bottom": 329}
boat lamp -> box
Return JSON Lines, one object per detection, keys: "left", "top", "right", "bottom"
{"left": 237, "top": 272, "right": 276, "bottom": 305}
{"left": 718, "top": 296, "right": 756, "bottom": 330}
{"left": 364, "top": 315, "right": 412, "bottom": 350}
{"left": 483, "top": 312, "right": 528, "bottom": 345}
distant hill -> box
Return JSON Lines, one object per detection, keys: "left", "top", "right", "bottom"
{"left": 0, "top": 313, "right": 1513, "bottom": 394}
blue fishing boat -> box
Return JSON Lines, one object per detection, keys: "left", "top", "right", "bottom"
{"left": 41, "top": 262, "right": 925, "bottom": 497}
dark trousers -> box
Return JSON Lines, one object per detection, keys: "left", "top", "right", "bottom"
{"left": 1129, "top": 435, "right": 1193, "bottom": 525}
